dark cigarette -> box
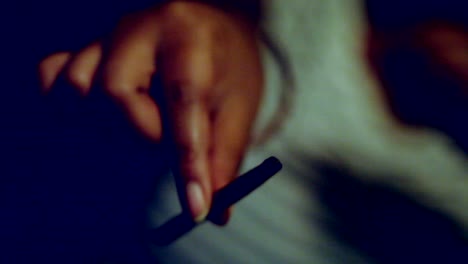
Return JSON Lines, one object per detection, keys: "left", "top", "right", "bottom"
{"left": 149, "top": 156, "right": 283, "bottom": 246}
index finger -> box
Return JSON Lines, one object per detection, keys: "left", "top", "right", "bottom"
{"left": 161, "top": 32, "right": 215, "bottom": 222}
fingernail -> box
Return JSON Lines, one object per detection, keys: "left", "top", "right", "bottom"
{"left": 186, "top": 181, "right": 208, "bottom": 222}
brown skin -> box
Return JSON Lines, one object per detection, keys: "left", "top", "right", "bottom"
{"left": 38, "top": 1, "right": 263, "bottom": 224}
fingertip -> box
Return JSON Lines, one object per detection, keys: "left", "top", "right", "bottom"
{"left": 66, "top": 69, "right": 92, "bottom": 96}
{"left": 66, "top": 43, "right": 103, "bottom": 96}
{"left": 211, "top": 207, "right": 233, "bottom": 226}
{"left": 209, "top": 155, "right": 238, "bottom": 226}
{"left": 38, "top": 52, "right": 71, "bottom": 92}
{"left": 180, "top": 156, "right": 212, "bottom": 222}
{"left": 186, "top": 181, "right": 209, "bottom": 222}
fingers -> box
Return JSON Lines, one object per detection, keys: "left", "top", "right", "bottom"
{"left": 39, "top": 13, "right": 163, "bottom": 141}
{"left": 101, "top": 13, "right": 163, "bottom": 141}
{"left": 65, "top": 42, "right": 103, "bottom": 96}
{"left": 38, "top": 42, "right": 102, "bottom": 96}
{"left": 209, "top": 76, "right": 262, "bottom": 225}
{"left": 208, "top": 32, "right": 263, "bottom": 225}
{"left": 212, "top": 104, "right": 259, "bottom": 184}
{"left": 162, "top": 30, "right": 215, "bottom": 222}
{"left": 168, "top": 97, "right": 211, "bottom": 222}
{"left": 161, "top": 12, "right": 262, "bottom": 223}
{"left": 36, "top": 4, "right": 264, "bottom": 227}
{"left": 38, "top": 52, "right": 71, "bottom": 92}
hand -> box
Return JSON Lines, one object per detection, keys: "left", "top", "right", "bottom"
{"left": 38, "top": 1, "right": 264, "bottom": 223}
